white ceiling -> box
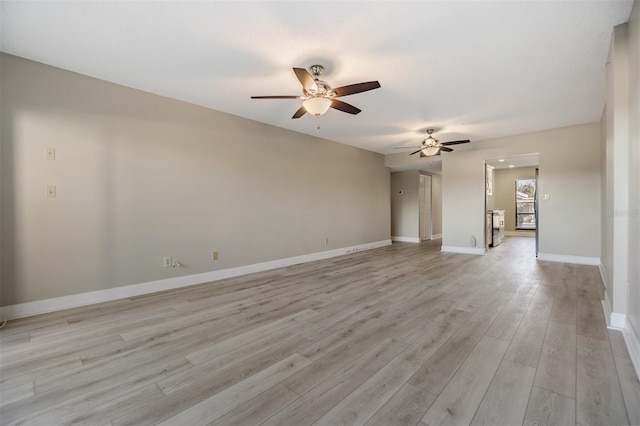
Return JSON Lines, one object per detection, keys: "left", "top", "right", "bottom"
{"left": 0, "top": 1, "right": 633, "bottom": 155}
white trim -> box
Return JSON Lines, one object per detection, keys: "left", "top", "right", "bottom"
{"left": 610, "top": 312, "right": 627, "bottom": 329}
{"left": 599, "top": 262, "right": 609, "bottom": 289}
{"left": 601, "top": 292, "right": 625, "bottom": 329}
{"left": 602, "top": 293, "right": 613, "bottom": 328}
{"left": 600, "top": 294, "right": 640, "bottom": 380}
{"left": 431, "top": 233, "right": 442, "bottom": 240}
{"left": 0, "top": 240, "right": 391, "bottom": 320}
{"left": 391, "top": 236, "right": 421, "bottom": 243}
{"left": 441, "top": 246, "right": 486, "bottom": 255}
{"left": 622, "top": 318, "right": 640, "bottom": 380}
{"left": 536, "top": 253, "right": 600, "bottom": 265}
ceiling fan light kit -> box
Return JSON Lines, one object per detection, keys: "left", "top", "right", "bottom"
{"left": 422, "top": 146, "right": 441, "bottom": 156}
{"left": 302, "top": 97, "right": 332, "bottom": 116}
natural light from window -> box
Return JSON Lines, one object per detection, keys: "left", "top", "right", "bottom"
{"left": 516, "top": 178, "right": 536, "bottom": 230}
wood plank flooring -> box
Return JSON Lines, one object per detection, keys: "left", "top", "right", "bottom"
{"left": 1, "top": 237, "right": 637, "bottom": 426}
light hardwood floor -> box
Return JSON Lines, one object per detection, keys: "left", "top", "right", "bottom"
{"left": 1, "top": 237, "right": 638, "bottom": 425}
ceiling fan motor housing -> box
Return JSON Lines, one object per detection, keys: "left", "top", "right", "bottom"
{"left": 423, "top": 129, "right": 439, "bottom": 147}
{"left": 306, "top": 66, "right": 336, "bottom": 97}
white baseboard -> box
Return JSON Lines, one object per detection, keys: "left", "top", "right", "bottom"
{"left": 537, "top": 253, "right": 600, "bottom": 265}
{"left": 601, "top": 292, "right": 626, "bottom": 328}
{"left": 602, "top": 293, "right": 613, "bottom": 328}
{"left": 441, "top": 246, "right": 486, "bottom": 255}
{"left": 0, "top": 240, "right": 392, "bottom": 320}
{"left": 611, "top": 312, "right": 628, "bottom": 329}
{"left": 431, "top": 233, "right": 442, "bottom": 240}
{"left": 623, "top": 318, "right": 640, "bottom": 380}
{"left": 391, "top": 236, "right": 421, "bottom": 243}
{"left": 599, "top": 262, "right": 608, "bottom": 289}
{"left": 601, "top": 293, "right": 640, "bottom": 380}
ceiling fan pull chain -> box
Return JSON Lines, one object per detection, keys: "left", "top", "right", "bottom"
{"left": 316, "top": 116, "right": 321, "bottom": 132}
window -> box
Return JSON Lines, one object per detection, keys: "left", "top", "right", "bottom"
{"left": 516, "top": 178, "right": 536, "bottom": 230}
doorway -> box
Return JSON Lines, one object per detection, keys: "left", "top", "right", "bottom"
{"left": 485, "top": 154, "right": 539, "bottom": 254}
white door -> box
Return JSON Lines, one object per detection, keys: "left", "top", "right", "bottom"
{"left": 419, "top": 174, "right": 432, "bottom": 241}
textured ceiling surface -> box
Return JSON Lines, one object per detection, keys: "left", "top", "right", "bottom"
{"left": 0, "top": 1, "right": 633, "bottom": 154}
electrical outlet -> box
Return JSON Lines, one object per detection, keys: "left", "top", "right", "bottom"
{"left": 164, "top": 257, "right": 172, "bottom": 268}
{"left": 213, "top": 251, "right": 219, "bottom": 261}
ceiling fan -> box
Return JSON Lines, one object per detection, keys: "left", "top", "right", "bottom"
{"left": 251, "top": 65, "right": 380, "bottom": 119}
{"left": 396, "top": 129, "right": 471, "bottom": 157}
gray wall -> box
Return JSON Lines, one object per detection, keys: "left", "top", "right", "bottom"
{"left": 493, "top": 166, "right": 537, "bottom": 232}
{"left": 0, "top": 54, "right": 391, "bottom": 306}
{"left": 439, "top": 122, "right": 601, "bottom": 257}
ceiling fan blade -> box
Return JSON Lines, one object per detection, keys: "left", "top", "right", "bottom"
{"left": 330, "top": 99, "right": 361, "bottom": 115}
{"left": 394, "top": 146, "right": 424, "bottom": 149}
{"left": 420, "top": 151, "right": 441, "bottom": 157}
{"left": 293, "top": 68, "right": 318, "bottom": 93}
{"left": 251, "top": 95, "right": 301, "bottom": 99}
{"left": 332, "top": 81, "right": 381, "bottom": 97}
{"left": 410, "top": 148, "right": 424, "bottom": 155}
{"left": 440, "top": 146, "right": 454, "bottom": 152}
{"left": 440, "top": 140, "right": 470, "bottom": 146}
{"left": 292, "top": 106, "right": 307, "bottom": 119}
